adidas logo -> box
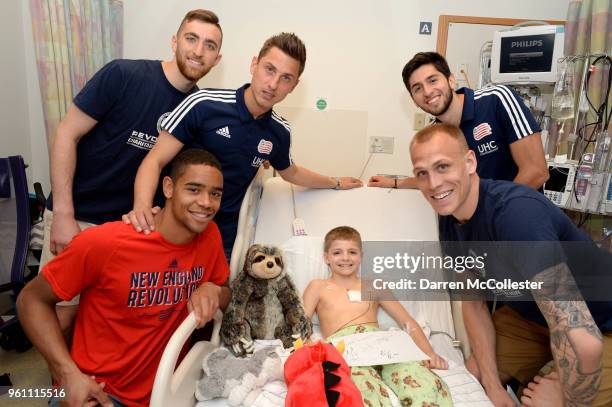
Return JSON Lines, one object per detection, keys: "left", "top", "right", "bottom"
{"left": 168, "top": 259, "right": 178, "bottom": 268}
{"left": 215, "top": 126, "right": 231, "bottom": 138}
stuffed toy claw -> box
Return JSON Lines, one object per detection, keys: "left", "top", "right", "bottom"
{"left": 290, "top": 313, "right": 312, "bottom": 340}
{"left": 232, "top": 337, "right": 255, "bottom": 356}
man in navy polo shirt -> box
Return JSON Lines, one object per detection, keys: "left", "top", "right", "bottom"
{"left": 41, "top": 9, "right": 223, "bottom": 336}
{"left": 411, "top": 123, "right": 612, "bottom": 407}
{"left": 127, "top": 32, "right": 362, "bottom": 256}
{"left": 369, "top": 51, "right": 548, "bottom": 190}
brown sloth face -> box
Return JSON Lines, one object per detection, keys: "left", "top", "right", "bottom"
{"left": 246, "top": 245, "right": 284, "bottom": 280}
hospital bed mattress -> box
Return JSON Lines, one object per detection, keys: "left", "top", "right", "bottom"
{"left": 152, "top": 178, "right": 492, "bottom": 406}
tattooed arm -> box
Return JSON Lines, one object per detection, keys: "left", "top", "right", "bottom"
{"left": 531, "top": 262, "right": 603, "bottom": 406}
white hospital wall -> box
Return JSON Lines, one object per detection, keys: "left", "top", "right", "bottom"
{"left": 0, "top": 1, "right": 29, "bottom": 160}
{"left": 0, "top": 2, "right": 31, "bottom": 188}
{"left": 3, "top": 1, "right": 569, "bottom": 192}
{"left": 0, "top": 1, "right": 48, "bottom": 194}
{"left": 22, "top": 2, "right": 49, "bottom": 195}
{"left": 123, "top": 0, "right": 568, "bottom": 179}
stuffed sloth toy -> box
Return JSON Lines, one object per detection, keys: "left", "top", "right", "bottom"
{"left": 221, "top": 244, "right": 312, "bottom": 356}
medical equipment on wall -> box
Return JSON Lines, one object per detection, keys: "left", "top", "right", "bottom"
{"left": 477, "top": 41, "right": 493, "bottom": 89}
{"left": 545, "top": 154, "right": 612, "bottom": 214}
{"left": 491, "top": 25, "right": 565, "bottom": 85}
{"left": 502, "top": 85, "right": 551, "bottom": 155}
{"left": 562, "top": 55, "right": 612, "bottom": 163}
{"left": 585, "top": 171, "right": 608, "bottom": 213}
{"left": 540, "top": 116, "right": 551, "bottom": 157}
{"left": 566, "top": 151, "right": 611, "bottom": 213}
{"left": 486, "top": 28, "right": 612, "bottom": 219}
{"left": 551, "top": 61, "right": 576, "bottom": 121}
{"left": 593, "top": 129, "right": 611, "bottom": 172}
{"left": 484, "top": 23, "right": 562, "bottom": 158}
{"left": 544, "top": 160, "right": 578, "bottom": 207}
{"left": 551, "top": 60, "right": 577, "bottom": 158}
{"left": 604, "top": 173, "right": 612, "bottom": 213}
{"left": 538, "top": 54, "right": 612, "bottom": 219}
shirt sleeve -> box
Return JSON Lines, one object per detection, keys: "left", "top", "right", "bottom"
{"left": 73, "top": 60, "right": 125, "bottom": 121}
{"left": 495, "top": 85, "right": 541, "bottom": 144}
{"left": 268, "top": 118, "right": 293, "bottom": 171}
{"left": 493, "top": 197, "right": 566, "bottom": 280}
{"left": 41, "top": 226, "right": 111, "bottom": 301}
{"left": 160, "top": 91, "right": 206, "bottom": 145}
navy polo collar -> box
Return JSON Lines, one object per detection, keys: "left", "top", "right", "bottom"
{"left": 458, "top": 87, "right": 475, "bottom": 123}
{"left": 236, "top": 84, "right": 273, "bottom": 122}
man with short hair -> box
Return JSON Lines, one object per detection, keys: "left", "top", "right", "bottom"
{"left": 127, "top": 32, "right": 362, "bottom": 256}
{"left": 41, "top": 9, "right": 224, "bottom": 334}
{"left": 18, "top": 149, "right": 230, "bottom": 407}
{"left": 369, "top": 51, "right": 548, "bottom": 190}
{"left": 410, "top": 123, "right": 612, "bottom": 407}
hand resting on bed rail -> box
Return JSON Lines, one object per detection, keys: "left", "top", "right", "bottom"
{"left": 188, "top": 281, "right": 231, "bottom": 328}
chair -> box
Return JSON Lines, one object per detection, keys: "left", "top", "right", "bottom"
{"left": 0, "top": 156, "right": 31, "bottom": 342}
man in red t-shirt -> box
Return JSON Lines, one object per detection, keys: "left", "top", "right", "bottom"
{"left": 18, "top": 149, "right": 230, "bottom": 407}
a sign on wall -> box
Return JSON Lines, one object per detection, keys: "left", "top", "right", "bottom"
{"left": 419, "top": 22, "right": 432, "bottom": 35}
{"left": 315, "top": 97, "right": 329, "bottom": 111}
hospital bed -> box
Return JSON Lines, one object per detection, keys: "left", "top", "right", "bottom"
{"left": 151, "top": 172, "right": 493, "bottom": 407}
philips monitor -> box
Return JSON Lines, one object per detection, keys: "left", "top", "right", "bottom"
{"left": 491, "top": 25, "right": 565, "bottom": 85}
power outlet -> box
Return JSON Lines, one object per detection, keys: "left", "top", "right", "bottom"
{"left": 456, "top": 63, "right": 468, "bottom": 75}
{"left": 456, "top": 63, "right": 470, "bottom": 87}
{"left": 414, "top": 112, "right": 427, "bottom": 131}
{"left": 369, "top": 136, "right": 394, "bottom": 154}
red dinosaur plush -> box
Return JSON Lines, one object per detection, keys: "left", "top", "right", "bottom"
{"left": 284, "top": 341, "right": 363, "bottom": 406}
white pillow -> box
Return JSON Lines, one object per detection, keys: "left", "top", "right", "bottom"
{"left": 281, "top": 236, "right": 327, "bottom": 296}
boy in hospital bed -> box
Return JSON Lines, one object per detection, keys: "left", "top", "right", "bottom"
{"left": 303, "top": 226, "right": 453, "bottom": 407}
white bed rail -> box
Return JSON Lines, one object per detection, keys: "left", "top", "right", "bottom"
{"left": 229, "top": 167, "right": 267, "bottom": 280}
{"left": 150, "top": 311, "right": 222, "bottom": 407}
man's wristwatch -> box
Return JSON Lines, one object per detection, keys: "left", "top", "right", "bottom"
{"left": 332, "top": 177, "right": 341, "bottom": 190}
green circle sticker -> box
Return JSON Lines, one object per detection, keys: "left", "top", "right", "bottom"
{"left": 316, "top": 98, "right": 328, "bottom": 111}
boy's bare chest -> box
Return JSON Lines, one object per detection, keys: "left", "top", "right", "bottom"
{"left": 319, "top": 287, "right": 371, "bottom": 314}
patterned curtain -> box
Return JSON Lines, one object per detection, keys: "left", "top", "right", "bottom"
{"left": 565, "top": 0, "right": 611, "bottom": 125}
{"left": 565, "top": 0, "right": 612, "bottom": 55}
{"left": 29, "top": 0, "right": 123, "bottom": 144}
{"left": 562, "top": 0, "right": 612, "bottom": 245}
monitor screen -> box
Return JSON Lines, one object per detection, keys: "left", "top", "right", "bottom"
{"left": 499, "top": 33, "right": 556, "bottom": 73}
{"left": 545, "top": 166, "right": 569, "bottom": 192}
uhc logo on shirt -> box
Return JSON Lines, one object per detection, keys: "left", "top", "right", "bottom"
{"left": 257, "top": 139, "right": 273, "bottom": 155}
{"left": 473, "top": 123, "right": 492, "bottom": 141}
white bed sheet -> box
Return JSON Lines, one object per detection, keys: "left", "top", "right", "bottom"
{"left": 194, "top": 334, "right": 490, "bottom": 407}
